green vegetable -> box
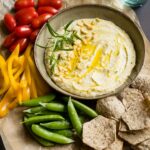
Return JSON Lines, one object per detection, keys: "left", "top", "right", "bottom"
{"left": 23, "top": 115, "right": 64, "bottom": 125}
{"left": 23, "top": 106, "right": 46, "bottom": 114}
{"left": 32, "top": 124, "right": 74, "bottom": 144}
{"left": 63, "top": 97, "right": 98, "bottom": 118}
{"left": 20, "top": 94, "right": 56, "bottom": 107}
{"left": 38, "top": 21, "right": 82, "bottom": 74}
{"left": 34, "top": 110, "right": 60, "bottom": 116}
{"left": 67, "top": 97, "right": 82, "bottom": 136}
{"left": 40, "top": 120, "right": 71, "bottom": 130}
{"left": 25, "top": 113, "right": 37, "bottom": 118}
{"left": 40, "top": 102, "right": 65, "bottom": 112}
{"left": 25, "top": 111, "right": 60, "bottom": 118}
{"left": 53, "top": 129, "right": 73, "bottom": 138}
{"left": 24, "top": 117, "right": 54, "bottom": 147}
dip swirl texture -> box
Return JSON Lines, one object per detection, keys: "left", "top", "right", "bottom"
{"left": 45, "top": 18, "right": 136, "bottom": 97}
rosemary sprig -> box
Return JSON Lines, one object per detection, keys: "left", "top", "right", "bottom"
{"left": 64, "top": 20, "right": 74, "bottom": 31}
{"left": 36, "top": 44, "right": 53, "bottom": 49}
{"left": 38, "top": 20, "right": 82, "bottom": 74}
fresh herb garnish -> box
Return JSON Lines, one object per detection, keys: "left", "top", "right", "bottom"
{"left": 36, "top": 44, "right": 53, "bottom": 49}
{"left": 37, "top": 20, "right": 82, "bottom": 74}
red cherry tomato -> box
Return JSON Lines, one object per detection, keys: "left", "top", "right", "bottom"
{"left": 31, "top": 13, "right": 52, "bottom": 29}
{"left": 37, "top": 6, "right": 58, "bottom": 15}
{"left": 2, "top": 32, "right": 17, "bottom": 48}
{"left": 30, "top": 29, "right": 40, "bottom": 43}
{"left": 38, "top": 0, "right": 62, "bottom": 9}
{"left": 15, "top": 0, "right": 35, "bottom": 10}
{"left": 9, "top": 38, "right": 28, "bottom": 53}
{"left": 15, "top": 25, "right": 32, "bottom": 38}
{"left": 4, "top": 13, "right": 16, "bottom": 32}
{"left": 15, "top": 7, "right": 38, "bottom": 25}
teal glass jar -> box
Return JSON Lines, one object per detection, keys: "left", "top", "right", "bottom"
{"left": 122, "top": 0, "right": 147, "bottom": 7}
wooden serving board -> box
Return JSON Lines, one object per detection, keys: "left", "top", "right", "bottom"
{"left": 0, "top": 0, "right": 150, "bottom": 150}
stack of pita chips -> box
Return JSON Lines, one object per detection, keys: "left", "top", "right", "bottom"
{"left": 118, "top": 76, "right": 150, "bottom": 150}
{"left": 82, "top": 76, "right": 150, "bottom": 150}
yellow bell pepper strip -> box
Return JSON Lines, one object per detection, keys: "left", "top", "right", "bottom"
{"left": 25, "top": 63, "right": 31, "bottom": 86}
{"left": 20, "top": 73, "right": 30, "bottom": 101}
{"left": 8, "top": 74, "right": 30, "bottom": 109}
{"left": 24, "top": 43, "right": 32, "bottom": 58}
{"left": 12, "top": 66, "right": 20, "bottom": 75}
{"left": 28, "top": 55, "right": 51, "bottom": 95}
{"left": 8, "top": 98, "right": 18, "bottom": 110}
{"left": 0, "top": 105, "right": 9, "bottom": 118}
{"left": 12, "top": 56, "right": 25, "bottom": 77}
{"left": 0, "top": 43, "right": 53, "bottom": 118}
{"left": 0, "top": 87, "right": 17, "bottom": 117}
{"left": 0, "top": 55, "right": 10, "bottom": 95}
{"left": 7, "top": 45, "right": 20, "bottom": 91}
{"left": 30, "top": 77, "right": 38, "bottom": 98}
{"left": 24, "top": 44, "right": 32, "bottom": 86}
{"left": 14, "top": 61, "right": 25, "bottom": 80}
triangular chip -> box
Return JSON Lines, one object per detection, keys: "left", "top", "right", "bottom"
{"left": 96, "top": 96, "right": 125, "bottom": 119}
{"left": 118, "top": 128, "right": 150, "bottom": 145}
{"left": 131, "top": 75, "right": 150, "bottom": 95}
{"left": 83, "top": 116, "right": 116, "bottom": 150}
{"left": 119, "top": 88, "right": 144, "bottom": 109}
{"left": 132, "top": 138, "right": 150, "bottom": 150}
{"left": 122, "top": 100, "right": 150, "bottom": 130}
{"left": 104, "top": 136, "right": 123, "bottom": 150}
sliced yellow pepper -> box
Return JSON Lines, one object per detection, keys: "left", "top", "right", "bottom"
{"left": 0, "top": 55, "right": 10, "bottom": 95}
{"left": 0, "top": 43, "right": 52, "bottom": 118}
{"left": 7, "top": 45, "right": 20, "bottom": 90}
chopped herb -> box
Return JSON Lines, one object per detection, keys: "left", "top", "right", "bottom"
{"left": 36, "top": 44, "right": 53, "bottom": 49}
{"left": 38, "top": 20, "right": 82, "bottom": 74}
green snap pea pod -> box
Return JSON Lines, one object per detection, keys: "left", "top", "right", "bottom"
{"left": 68, "top": 98, "right": 82, "bottom": 136}
{"left": 24, "top": 117, "right": 54, "bottom": 147}
{"left": 40, "top": 102, "right": 65, "bottom": 112}
{"left": 25, "top": 113, "right": 37, "bottom": 118}
{"left": 23, "top": 115, "right": 64, "bottom": 125}
{"left": 53, "top": 129, "right": 73, "bottom": 138}
{"left": 32, "top": 124, "right": 74, "bottom": 144}
{"left": 25, "top": 112, "right": 60, "bottom": 118}
{"left": 23, "top": 106, "right": 46, "bottom": 114}
{"left": 40, "top": 120, "right": 71, "bottom": 129}
{"left": 34, "top": 110, "right": 60, "bottom": 116}
{"left": 20, "top": 94, "right": 56, "bottom": 107}
{"left": 63, "top": 97, "right": 98, "bottom": 118}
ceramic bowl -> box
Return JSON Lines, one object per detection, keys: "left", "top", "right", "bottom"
{"left": 34, "top": 4, "right": 145, "bottom": 100}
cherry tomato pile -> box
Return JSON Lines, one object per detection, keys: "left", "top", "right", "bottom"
{"left": 3, "top": 0, "right": 62, "bottom": 53}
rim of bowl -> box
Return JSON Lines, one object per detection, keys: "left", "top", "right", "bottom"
{"left": 34, "top": 4, "right": 145, "bottom": 100}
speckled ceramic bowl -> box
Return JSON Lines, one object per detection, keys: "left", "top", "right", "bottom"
{"left": 34, "top": 4, "right": 145, "bottom": 100}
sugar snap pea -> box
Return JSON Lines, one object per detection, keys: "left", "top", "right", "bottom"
{"left": 23, "top": 106, "right": 46, "bottom": 114}
{"left": 40, "top": 120, "right": 71, "bottom": 129}
{"left": 34, "top": 110, "right": 60, "bottom": 116}
{"left": 23, "top": 115, "right": 64, "bottom": 125}
{"left": 63, "top": 97, "right": 98, "bottom": 118}
{"left": 53, "top": 129, "right": 73, "bottom": 138}
{"left": 32, "top": 124, "right": 74, "bottom": 144}
{"left": 20, "top": 94, "right": 56, "bottom": 107}
{"left": 25, "top": 111, "right": 60, "bottom": 118}
{"left": 40, "top": 102, "right": 65, "bottom": 112}
{"left": 24, "top": 117, "right": 54, "bottom": 147}
{"left": 25, "top": 113, "right": 37, "bottom": 118}
{"left": 68, "top": 98, "right": 82, "bottom": 136}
